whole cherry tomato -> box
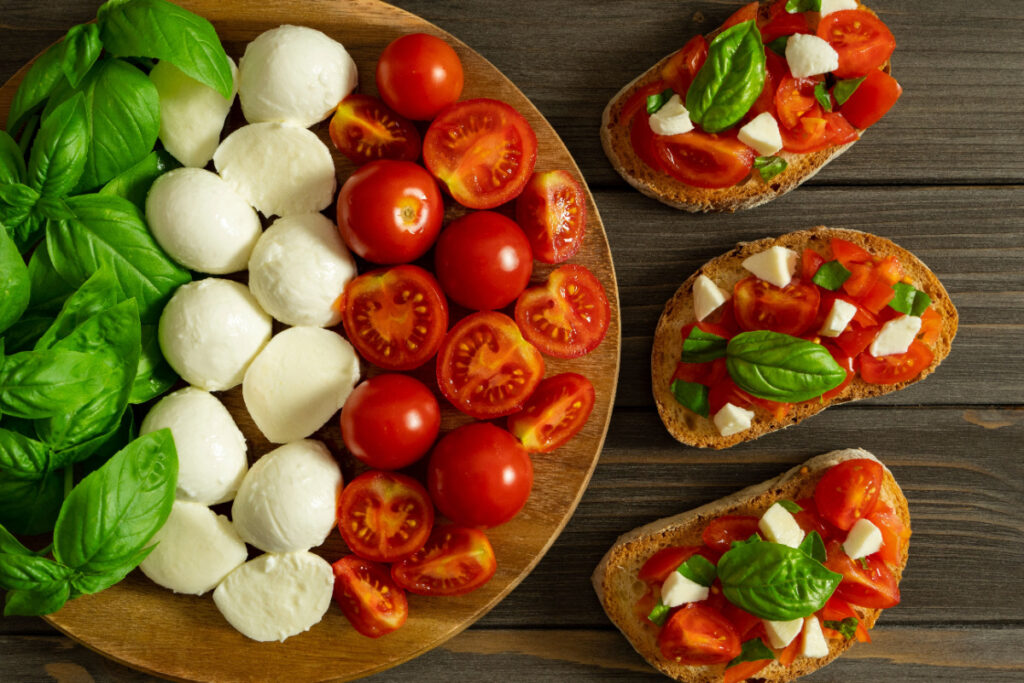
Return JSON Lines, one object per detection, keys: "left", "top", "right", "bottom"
{"left": 376, "top": 33, "right": 464, "bottom": 121}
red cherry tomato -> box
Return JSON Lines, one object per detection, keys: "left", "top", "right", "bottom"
{"left": 825, "top": 539, "right": 901, "bottom": 608}
{"left": 775, "top": 75, "right": 822, "bottom": 130}
{"left": 328, "top": 94, "right": 420, "bottom": 165}
{"left": 653, "top": 131, "right": 755, "bottom": 189}
{"left": 831, "top": 237, "right": 873, "bottom": 266}
{"left": 423, "top": 98, "right": 538, "bottom": 209}
{"left": 868, "top": 502, "right": 911, "bottom": 567}
{"left": 514, "top": 170, "right": 587, "bottom": 264}
{"left": 391, "top": 524, "right": 497, "bottom": 596}
{"left": 733, "top": 276, "right": 821, "bottom": 336}
{"left": 514, "top": 264, "right": 611, "bottom": 359}
{"left": 638, "top": 546, "right": 713, "bottom": 585}
{"left": 376, "top": 33, "right": 464, "bottom": 121}
{"left": 507, "top": 372, "right": 595, "bottom": 453}
{"left": 338, "top": 471, "right": 435, "bottom": 562}
{"left": 759, "top": 7, "right": 812, "bottom": 44}
{"left": 814, "top": 458, "right": 884, "bottom": 531}
{"left": 858, "top": 340, "right": 934, "bottom": 385}
{"left": 801, "top": 249, "right": 826, "bottom": 281}
{"left": 817, "top": 10, "right": 896, "bottom": 78}
{"left": 748, "top": 50, "right": 787, "bottom": 119}
{"left": 630, "top": 102, "right": 669, "bottom": 172}
{"left": 661, "top": 35, "right": 708, "bottom": 96}
{"left": 340, "top": 374, "right": 441, "bottom": 470}
{"left": 658, "top": 603, "right": 742, "bottom": 665}
{"left": 839, "top": 69, "right": 903, "bottom": 130}
{"left": 701, "top": 515, "right": 761, "bottom": 554}
{"left": 719, "top": 2, "right": 759, "bottom": 32}
{"left": 434, "top": 211, "right": 533, "bottom": 311}
{"left": 427, "top": 422, "right": 533, "bottom": 528}
{"left": 332, "top": 555, "right": 408, "bottom": 638}
{"left": 337, "top": 160, "right": 443, "bottom": 264}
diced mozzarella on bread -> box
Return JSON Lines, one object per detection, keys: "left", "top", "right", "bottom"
{"left": 693, "top": 274, "right": 730, "bottom": 321}
{"left": 139, "top": 387, "right": 247, "bottom": 505}
{"left": 869, "top": 315, "right": 922, "bottom": 357}
{"left": 213, "top": 122, "right": 336, "bottom": 218}
{"left": 231, "top": 439, "right": 342, "bottom": 553}
{"left": 158, "top": 279, "right": 272, "bottom": 392}
{"left": 843, "top": 518, "right": 883, "bottom": 560}
{"left": 759, "top": 502, "right": 805, "bottom": 548}
{"left": 139, "top": 501, "right": 247, "bottom": 595}
{"left": 786, "top": 33, "right": 840, "bottom": 79}
{"left": 764, "top": 618, "right": 804, "bottom": 649}
{"left": 242, "top": 327, "right": 360, "bottom": 443}
{"left": 248, "top": 213, "right": 356, "bottom": 327}
{"left": 713, "top": 402, "right": 755, "bottom": 437}
{"left": 648, "top": 94, "right": 694, "bottom": 136}
{"left": 213, "top": 551, "right": 334, "bottom": 642}
{"left": 738, "top": 112, "right": 783, "bottom": 156}
{"left": 661, "top": 571, "right": 709, "bottom": 607}
{"left": 820, "top": 0, "right": 859, "bottom": 16}
{"left": 742, "top": 246, "right": 798, "bottom": 289}
{"left": 820, "top": 298, "right": 858, "bottom": 337}
{"left": 149, "top": 58, "right": 237, "bottom": 168}
{"left": 801, "top": 615, "right": 831, "bottom": 658}
{"left": 146, "top": 167, "right": 261, "bottom": 274}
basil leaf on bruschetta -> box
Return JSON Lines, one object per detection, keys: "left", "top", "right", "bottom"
{"left": 726, "top": 331, "right": 846, "bottom": 402}
{"left": 685, "top": 20, "right": 765, "bottom": 134}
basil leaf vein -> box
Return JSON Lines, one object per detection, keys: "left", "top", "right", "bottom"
{"left": 26, "top": 93, "right": 89, "bottom": 198}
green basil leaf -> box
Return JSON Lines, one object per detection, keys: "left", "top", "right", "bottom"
{"left": 26, "top": 93, "right": 89, "bottom": 198}
{"left": 833, "top": 77, "right": 866, "bottom": 106}
{"left": 0, "top": 523, "right": 32, "bottom": 556}
{"left": 1, "top": 316, "right": 53, "bottom": 354}
{"left": 8, "top": 212, "right": 45, "bottom": 255}
{"left": 27, "top": 246, "right": 74, "bottom": 314}
{"left": 648, "top": 599, "right": 671, "bottom": 627}
{"left": 34, "top": 267, "right": 121, "bottom": 351}
{"left": 99, "top": 150, "right": 179, "bottom": 211}
{"left": 0, "top": 131, "right": 27, "bottom": 185}
{"left": 778, "top": 500, "right": 803, "bottom": 514}
{"left": 812, "top": 260, "right": 851, "bottom": 291}
{"left": 889, "top": 282, "right": 932, "bottom": 317}
{"left": 726, "top": 331, "right": 846, "bottom": 402}
{"left": 686, "top": 20, "right": 766, "bottom": 133}
{"left": 786, "top": 0, "right": 821, "bottom": 12}
{"left": 814, "top": 81, "right": 833, "bottom": 112}
{"left": 718, "top": 541, "right": 842, "bottom": 620}
{"left": 60, "top": 24, "right": 103, "bottom": 88}
{"left": 6, "top": 42, "right": 65, "bottom": 133}
{"left": 3, "top": 580, "right": 70, "bottom": 616}
{"left": 129, "top": 324, "right": 178, "bottom": 404}
{"left": 753, "top": 155, "right": 787, "bottom": 182}
{"left": 798, "top": 530, "right": 827, "bottom": 564}
{"left": 0, "top": 226, "right": 31, "bottom": 335}
{"left": 0, "top": 553, "right": 71, "bottom": 592}
{"left": 0, "top": 470, "right": 63, "bottom": 536}
{"left": 35, "top": 196, "right": 75, "bottom": 222}
{"left": 681, "top": 327, "right": 728, "bottom": 362}
{"left": 824, "top": 617, "right": 859, "bottom": 640}
{"left": 71, "top": 544, "right": 155, "bottom": 595}
{"left": 0, "top": 429, "right": 53, "bottom": 480}
{"left": 646, "top": 88, "right": 675, "bottom": 114}
{"left": 16, "top": 115, "right": 41, "bottom": 157}
{"left": 670, "top": 379, "right": 710, "bottom": 418}
{"left": 98, "top": 0, "right": 234, "bottom": 99}
{"left": 727, "top": 637, "right": 776, "bottom": 668}
{"left": 73, "top": 409, "right": 135, "bottom": 480}
{"left": 0, "top": 348, "right": 107, "bottom": 420}
{"left": 0, "top": 182, "right": 40, "bottom": 210}
{"left": 767, "top": 36, "right": 789, "bottom": 56}
{"left": 677, "top": 554, "right": 717, "bottom": 587}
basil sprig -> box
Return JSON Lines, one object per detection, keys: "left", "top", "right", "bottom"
{"left": 890, "top": 282, "right": 931, "bottom": 316}
{"left": 686, "top": 20, "right": 766, "bottom": 133}
{"left": 726, "top": 331, "right": 847, "bottom": 402}
{"left": 727, "top": 638, "right": 776, "bottom": 668}
{"left": 671, "top": 379, "right": 710, "bottom": 418}
{"left": 812, "top": 260, "right": 852, "bottom": 290}
{"left": 681, "top": 327, "right": 728, "bottom": 362}
{"left": 833, "top": 77, "right": 866, "bottom": 106}
{"left": 754, "top": 155, "right": 788, "bottom": 182}
{"left": 824, "top": 617, "right": 859, "bottom": 640}
{"left": 677, "top": 554, "right": 717, "bottom": 587}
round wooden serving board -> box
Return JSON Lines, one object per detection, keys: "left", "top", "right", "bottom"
{"left": 0, "top": 0, "right": 620, "bottom": 681}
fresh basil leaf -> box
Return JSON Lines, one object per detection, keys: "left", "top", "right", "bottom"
{"left": 686, "top": 20, "right": 766, "bottom": 133}
{"left": 889, "top": 282, "right": 932, "bottom": 317}
{"left": 3, "top": 580, "right": 71, "bottom": 616}
{"left": 130, "top": 324, "right": 177, "bottom": 404}
{"left": 812, "top": 260, "right": 851, "bottom": 291}
{"left": 677, "top": 554, "right": 717, "bottom": 587}
{"left": 833, "top": 77, "right": 866, "bottom": 106}
{"left": 0, "top": 226, "right": 31, "bottom": 335}
{"left": 670, "top": 379, "right": 710, "bottom": 418}
{"left": 732, "top": 533, "right": 763, "bottom": 549}
{"left": 681, "top": 327, "right": 728, "bottom": 362}
{"left": 0, "top": 553, "right": 71, "bottom": 592}
{"left": 0, "top": 348, "right": 107, "bottom": 420}
{"left": 814, "top": 81, "right": 833, "bottom": 112}
{"left": 35, "top": 196, "right": 75, "bottom": 222}
{"left": 824, "top": 617, "right": 859, "bottom": 640}
{"left": 71, "top": 544, "right": 155, "bottom": 595}
{"left": 27, "top": 246, "right": 74, "bottom": 314}
{"left": 98, "top": 0, "right": 234, "bottom": 98}
{"left": 718, "top": 541, "right": 842, "bottom": 620}
{"left": 0, "top": 470, "right": 63, "bottom": 536}
{"left": 647, "top": 88, "right": 675, "bottom": 115}
{"left": 798, "top": 530, "right": 827, "bottom": 564}
{"left": 99, "top": 150, "right": 179, "bottom": 211}
{"left": 0, "top": 429, "right": 53, "bottom": 480}
{"left": 727, "top": 637, "right": 776, "bottom": 668}
{"left": 0, "top": 524, "right": 32, "bottom": 556}
{"left": 72, "top": 409, "right": 135, "bottom": 480}
{"left": 34, "top": 267, "right": 121, "bottom": 351}
{"left": 8, "top": 212, "right": 44, "bottom": 255}
{"left": 1, "top": 316, "right": 53, "bottom": 354}
{"left": 16, "top": 115, "right": 40, "bottom": 157}
{"left": 648, "top": 599, "right": 671, "bottom": 627}
{"left": 726, "top": 331, "right": 846, "bottom": 402}
{"left": 778, "top": 500, "right": 803, "bottom": 514}
{"left": 0, "top": 131, "right": 27, "bottom": 185}
{"left": 0, "top": 181, "right": 40, "bottom": 210}
{"left": 60, "top": 24, "right": 103, "bottom": 88}
{"left": 6, "top": 42, "right": 65, "bottom": 134}
{"left": 767, "top": 36, "right": 789, "bottom": 56}
{"left": 753, "top": 155, "right": 787, "bottom": 182}
{"left": 26, "top": 93, "right": 89, "bottom": 199}
{"left": 786, "top": 0, "right": 821, "bottom": 12}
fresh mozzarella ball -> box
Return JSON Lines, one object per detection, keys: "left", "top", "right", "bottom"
{"left": 213, "top": 122, "right": 336, "bottom": 218}
{"left": 213, "top": 551, "right": 334, "bottom": 642}
{"left": 231, "top": 439, "right": 342, "bottom": 553}
{"left": 149, "top": 58, "right": 238, "bottom": 168}
{"left": 158, "top": 279, "right": 272, "bottom": 391}
{"left": 248, "top": 213, "right": 356, "bottom": 327}
{"left": 238, "top": 25, "right": 358, "bottom": 128}
{"left": 243, "top": 327, "right": 360, "bottom": 443}
{"left": 146, "top": 168, "right": 262, "bottom": 274}
{"left": 139, "top": 501, "right": 247, "bottom": 595}
{"left": 139, "top": 387, "right": 248, "bottom": 504}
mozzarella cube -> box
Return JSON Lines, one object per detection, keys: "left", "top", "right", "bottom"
{"left": 661, "top": 571, "right": 710, "bottom": 608}
{"left": 786, "top": 33, "right": 840, "bottom": 78}
{"left": 742, "top": 246, "right": 798, "bottom": 289}
{"left": 759, "top": 502, "right": 805, "bottom": 548}
{"left": 820, "top": 0, "right": 859, "bottom": 16}
{"left": 801, "top": 616, "right": 831, "bottom": 658}
{"left": 713, "top": 402, "right": 755, "bottom": 437}
{"left": 738, "top": 112, "right": 783, "bottom": 156}
{"left": 869, "top": 315, "right": 922, "bottom": 357}
{"left": 649, "top": 94, "right": 694, "bottom": 136}
{"left": 693, "top": 274, "right": 730, "bottom": 321}
{"left": 843, "top": 518, "right": 884, "bottom": 560}
{"left": 820, "top": 298, "right": 858, "bottom": 337}
{"left": 764, "top": 618, "right": 804, "bottom": 649}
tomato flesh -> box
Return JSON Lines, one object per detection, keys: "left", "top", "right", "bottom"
{"left": 514, "top": 264, "right": 611, "bottom": 359}
{"left": 508, "top": 372, "right": 595, "bottom": 453}
{"left": 638, "top": 546, "right": 707, "bottom": 585}
{"left": 332, "top": 555, "right": 409, "bottom": 638}
{"left": 337, "top": 470, "right": 435, "bottom": 563}
{"left": 868, "top": 502, "right": 911, "bottom": 566}
{"left": 391, "top": 525, "right": 498, "bottom": 596}
{"left": 734, "top": 276, "right": 820, "bottom": 336}
{"left": 814, "top": 458, "right": 883, "bottom": 531}
{"left": 840, "top": 69, "right": 903, "bottom": 130}
{"left": 658, "top": 603, "right": 742, "bottom": 665}
{"left": 329, "top": 94, "right": 421, "bottom": 165}
{"left": 515, "top": 170, "right": 587, "bottom": 264}
{"left": 654, "top": 131, "right": 755, "bottom": 189}
{"left": 859, "top": 340, "right": 934, "bottom": 385}
{"left": 702, "top": 515, "right": 761, "bottom": 554}
{"left": 661, "top": 35, "right": 708, "bottom": 96}
{"left": 776, "top": 75, "right": 822, "bottom": 130}
{"left": 817, "top": 10, "right": 896, "bottom": 79}
{"left": 825, "top": 539, "right": 901, "bottom": 608}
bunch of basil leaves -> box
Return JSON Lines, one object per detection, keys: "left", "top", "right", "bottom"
{"left": 0, "top": 0, "right": 233, "bottom": 616}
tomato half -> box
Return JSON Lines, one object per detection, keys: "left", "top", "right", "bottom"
{"left": 801, "top": 249, "right": 826, "bottom": 281}
{"left": 508, "top": 372, "right": 595, "bottom": 453}
{"left": 661, "top": 35, "right": 708, "bottom": 96}
{"left": 719, "top": 2, "right": 759, "bottom": 32}
{"left": 658, "top": 603, "right": 742, "bottom": 665}
{"left": 638, "top": 546, "right": 706, "bottom": 584}
{"left": 748, "top": 50, "right": 788, "bottom": 119}
{"left": 514, "top": 170, "right": 587, "bottom": 264}
{"left": 332, "top": 555, "right": 408, "bottom": 638}
{"left": 423, "top": 98, "right": 538, "bottom": 209}
{"left": 329, "top": 94, "right": 421, "bottom": 165}
{"left": 780, "top": 112, "right": 829, "bottom": 153}
{"left": 514, "top": 264, "right": 611, "bottom": 359}
{"left": 775, "top": 74, "right": 822, "bottom": 130}
{"left": 338, "top": 471, "right": 435, "bottom": 563}
{"left": 391, "top": 524, "right": 497, "bottom": 596}
{"left": 376, "top": 33, "right": 464, "bottom": 121}
{"left": 702, "top": 515, "right": 761, "bottom": 554}
{"left": 868, "top": 502, "right": 911, "bottom": 567}
{"left": 813, "top": 458, "right": 883, "bottom": 531}
{"left": 653, "top": 131, "right": 755, "bottom": 189}
{"left": 733, "top": 276, "right": 820, "bottom": 336}
{"left": 340, "top": 265, "right": 449, "bottom": 371}
{"left": 436, "top": 311, "right": 545, "bottom": 419}
{"left": 858, "top": 340, "right": 934, "bottom": 385}
{"left": 630, "top": 98, "right": 669, "bottom": 172}
{"left": 817, "top": 10, "right": 896, "bottom": 79}
{"left": 825, "top": 540, "right": 901, "bottom": 608}
{"left": 840, "top": 69, "right": 903, "bottom": 129}
{"left": 759, "top": 8, "right": 812, "bottom": 44}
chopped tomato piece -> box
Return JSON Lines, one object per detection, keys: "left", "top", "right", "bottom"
{"left": 825, "top": 540, "right": 901, "bottom": 609}
{"left": 720, "top": 2, "right": 760, "bottom": 31}
{"left": 702, "top": 515, "right": 761, "bottom": 554}
{"left": 332, "top": 555, "right": 409, "bottom": 638}
{"left": 658, "top": 603, "right": 742, "bottom": 665}
{"left": 780, "top": 112, "right": 829, "bottom": 153}
{"left": 858, "top": 340, "right": 934, "bottom": 385}
{"left": 621, "top": 81, "right": 670, "bottom": 127}
{"left": 801, "top": 249, "right": 826, "bottom": 282}
{"left": 391, "top": 525, "right": 497, "bottom": 596}
{"left": 775, "top": 75, "right": 822, "bottom": 130}
{"left": 515, "top": 170, "right": 587, "bottom": 264}
{"left": 662, "top": 35, "right": 708, "bottom": 97}
{"left": 834, "top": 324, "right": 878, "bottom": 358}
{"left": 824, "top": 111, "right": 859, "bottom": 146}
{"left": 722, "top": 602, "right": 761, "bottom": 639}
{"left": 748, "top": 50, "right": 787, "bottom": 119}
{"left": 821, "top": 344, "right": 855, "bottom": 400}
{"left": 918, "top": 307, "right": 941, "bottom": 344}
{"left": 817, "top": 10, "right": 896, "bottom": 78}
{"left": 840, "top": 69, "right": 903, "bottom": 129}
{"left": 329, "top": 94, "right": 421, "bottom": 165}
{"left": 639, "top": 546, "right": 712, "bottom": 584}
{"left": 874, "top": 255, "right": 905, "bottom": 285}
{"left": 724, "top": 658, "right": 771, "bottom": 683}
{"left": 831, "top": 237, "right": 873, "bottom": 266}
{"left": 631, "top": 105, "right": 669, "bottom": 172}
{"left": 859, "top": 279, "right": 896, "bottom": 314}
{"left": 653, "top": 131, "right": 756, "bottom": 189}
{"left": 842, "top": 261, "right": 877, "bottom": 298}
{"left": 734, "top": 276, "right": 820, "bottom": 336}
{"left": 779, "top": 633, "right": 802, "bottom": 666}
{"left": 673, "top": 357, "right": 729, "bottom": 387}
{"left": 814, "top": 458, "right": 883, "bottom": 530}
{"left": 708, "top": 376, "right": 753, "bottom": 415}
{"left": 868, "top": 501, "right": 911, "bottom": 567}
{"left": 760, "top": 8, "right": 813, "bottom": 44}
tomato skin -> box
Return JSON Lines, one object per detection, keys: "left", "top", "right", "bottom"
{"left": 831, "top": 237, "right": 873, "bottom": 266}
{"left": 748, "top": 50, "right": 788, "bottom": 119}
{"left": 332, "top": 555, "right": 409, "bottom": 638}
{"left": 514, "top": 171, "right": 587, "bottom": 264}
{"left": 840, "top": 69, "right": 903, "bottom": 130}
{"left": 653, "top": 131, "right": 755, "bottom": 189}
{"left": 658, "top": 603, "right": 742, "bottom": 665}
{"left": 858, "top": 340, "right": 934, "bottom": 385}
{"left": 868, "top": 502, "right": 911, "bottom": 566}
{"left": 329, "top": 94, "right": 421, "bottom": 165}
{"left": 801, "top": 249, "right": 826, "bottom": 281}
{"left": 702, "top": 515, "right": 761, "bottom": 554}
{"left": 338, "top": 471, "right": 435, "bottom": 563}
{"left": 775, "top": 75, "right": 822, "bottom": 130}
{"left": 814, "top": 458, "right": 883, "bottom": 531}
{"left": 825, "top": 539, "right": 901, "bottom": 608}
{"left": 638, "top": 546, "right": 709, "bottom": 585}
{"left": 337, "top": 160, "right": 443, "bottom": 264}
{"left": 733, "top": 276, "right": 821, "bottom": 336}
{"left": 508, "top": 373, "right": 595, "bottom": 453}
{"left": 630, "top": 100, "right": 669, "bottom": 172}
{"left": 834, "top": 324, "right": 879, "bottom": 358}
{"left": 661, "top": 35, "right": 708, "bottom": 96}
{"left": 719, "top": 2, "right": 759, "bottom": 32}
{"left": 434, "top": 211, "right": 533, "bottom": 311}
{"left": 391, "top": 524, "right": 498, "bottom": 596}
{"left": 817, "top": 10, "right": 896, "bottom": 79}
{"left": 759, "top": 8, "right": 812, "bottom": 44}
{"left": 514, "top": 264, "right": 611, "bottom": 359}
{"left": 376, "top": 33, "right": 464, "bottom": 121}
{"left": 340, "top": 375, "right": 441, "bottom": 470}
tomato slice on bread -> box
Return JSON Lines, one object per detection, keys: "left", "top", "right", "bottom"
{"left": 658, "top": 603, "right": 742, "bottom": 665}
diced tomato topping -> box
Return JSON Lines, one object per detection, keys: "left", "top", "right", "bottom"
{"left": 720, "top": 2, "right": 760, "bottom": 31}
{"left": 780, "top": 112, "right": 830, "bottom": 153}
{"left": 724, "top": 658, "right": 771, "bottom": 683}
{"left": 708, "top": 376, "right": 753, "bottom": 415}
{"left": 824, "top": 112, "right": 860, "bottom": 146}
{"left": 859, "top": 279, "right": 896, "bottom": 314}
{"left": 779, "top": 633, "right": 802, "bottom": 666}
{"left": 831, "top": 237, "right": 873, "bottom": 266}
{"left": 748, "top": 50, "right": 788, "bottom": 120}
{"left": 639, "top": 546, "right": 711, "bottom": 584}
{"left": 702, "top": 515, "right": 761, "bottom": 554}
{"left": 874, "top": 255, "right": 904, "bottom": 285}
{"left": 834, "top": 324, "right": 878, "bottom": 358}
{"left": 722, "top": 602, "right": 761, "bottom": 639}
{"left": 825, "top": 539, "right": 901, "bottom": 609}
{"left": 821, "top": 596, "right": 872, "bottom": 642}
{"left": 760, "top": 9, "right": 813, "bottom": 44}
{"left": 776, "top": 75, "right": 822, "bottom": 130}
{"left": 821, "top": 344, "right": 855, "bottom": 400}
{"left": 918, "top": 307, "right": 941, "bottom": 344}
{"left": 868, "top": 501, "right": 911, "bottom": 567}
{"left": 801, "top": 249, "right": 826, "bottom": 282}
{"left": 662, "top": 35, "right": 708, "bottom": 97}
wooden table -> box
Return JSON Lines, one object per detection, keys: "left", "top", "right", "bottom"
{"left": 3, "top": 0, "right": 1022, "bottom": 680}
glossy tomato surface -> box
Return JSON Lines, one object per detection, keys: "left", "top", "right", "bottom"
{"left": 733, "top": 276, "right": 820, "bottom": 336}
{"left": 376, "top": 33, "right": 464, "bottom": 121}
{"left": 508, "top": 372, "right": 595, "bottom": 453}
{"left": 661, "top": 35, "right": 708, "bottom": 96}
{"left": 825, "top": 540, "right": 901, "bottom": 608}
{"left": 817, "top": 10, "right": 896, "bottom": 78}
{"left": 391, "top": 524, "right": 497, "bottom": 596}
{"left": 858, "top": 341, "right": 934, "bottom": 385}
{"left": 840, "top": 69, "right": 903, "bottom": 130}
{"left": 329, "top": 94, "right": 421, "bottom": 165}
{"left": 427, "top": 422, "right": 533, "bottom": 528}
{"left": 638, "top": 546, "right": 712, "bottom": 584}
{"left": 775, "top": 74, "right": 821, "bottom": 130}
{"left": 514, "top": 264, "right": 610, "bottom": 359}
{"left": 514, "top": 170, "right": 587, "bottom": 264}
{"left": 654, "top": 131, "right": 755, "bottom": 189}
{"left": 814, "top": 458, "right": 883, "bottom": 531}
{"left": 340, "top": 374, "right": 440, "bottom": 470}
{"left": 337, "top": 160, "right": 443, "bottom": 264}
{"left": 338, "top": 470, "right": 435, "bottom": 563}
{"left": 658, "top": 603, "right": 742, "bottom": 665}
{"left": 332, "top": 555, "right": 408, "bottom": 638}
{"left": 701, "top": 515, "right": 761, "bottom": 554}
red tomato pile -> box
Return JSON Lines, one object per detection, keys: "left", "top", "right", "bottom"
{"left": 325, "top": 33, "right": 610, "bottom": 638}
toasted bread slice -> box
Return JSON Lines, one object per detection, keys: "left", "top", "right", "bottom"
{"left": 652, "top": 227, "right": 958, "bottom": 449}
{"left": 592, "top": 448, "right": 910, "bottom": 683}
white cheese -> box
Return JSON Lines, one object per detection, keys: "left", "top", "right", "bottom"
{"left": 801, "top": 615, "right": 831, "bottom": 658}
{"left": 713, "top": 402, "right": 755, "bottom": 437}
{"left": 843, "top": 518, "right": 884, "bottom": 560}
{"left": 660, "top": 571, "right": 709, "bottom": 608}
{"left": 737, "top": 112, "right": 783, "bottom": 156}
{"left": 648, "top": 94, "right": 694, "bottom": 136}
{"left": 764, "top": 618, "right": 804, "bottom": 649}
{"left": 213, "top": 551, "right": 334, "bottom": 642}
{"left": 785, "top": 33, "right": 840, "bottom": 79}
{"left": 759, "top": 502, "right": 805, "bottom": 548}
{"left": 869, "top": 315, "right": 922, "bottom": 357}
{"left": 693, "top": 274, "right": 730, "bottom": 321}
{"left": 819, "top": 298, "right": 858, "bottom": 337}
{"left": 742, "top": 246, "right": 799, "bottom": 289}
{"left": 820, "top": 0, "right": 859, "bottom": 16}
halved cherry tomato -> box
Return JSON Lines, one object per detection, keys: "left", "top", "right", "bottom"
{"left": 734, "top": 276, "right": 821, "bottom": 336}
{"left": 332, "top": 555, "right": 408, "bottom": 638}
{"left": 702, "top": 515, "right": 761, "bottom": 554}
{"left": 639, "top": 546, "right": 706, "bottom": 584}
{"left": 831, "top": 237, "right": 873, "bottom": 266}
{"left": 661, "top": 35, "right": 708, "bottom": 96}
{"left": 834, "top": 324, "right": 879, "bottom": 358}
{"left": 673, "top": 357, "right": 729, "bottom": 388}
{"left": 759, "top": 7, "right": 813, "bottom": 44}
{"left": 840, "top": 69, "right": 903, "bottom": 129}
{"left": 329, "top": 94, "right": 421, "bottom": 165}
{"left": 824, "top": 111, "right": 860, "bottom": 145}
{"left": 340, "top": 265, "right": 449, "bottom": 371}
{"left": 658, "top": 603, "right": 742, "bottom": 665}
{"left": 391, "top": 525, "right": 498, "bottom": 596}
{"left": 338, "top": 470, "right": 435, "bottom": 562}
{"left": 825, "top": 539, "right": 900, "bottom": 608}
{"left": 515, "top": 170, "right": 587, "bottom": 264}
{"left": 780, "top": 112, "right": 829, "bottom": 153}
{"left": 719, "top": 2, "right": 760, "bottom": 32}
{"left": 918, "top": 307, "right": 941, "bottom": 345}
{"left": 821, "top": 595, "right": 872, "bottom": 642}
{"left": 621, "top": 81, "right": 668, "bottom": 130}
{"left": 775, "top": 75, "right": 822, "bottom": 130}
{"left": 508, "top": 372, "right": 595, "bottom": 453}
{"left": 514, "top": 264, "right": 610, "bottom": 359}
{"left": 436, "top": 311, "right": 545, "bottom": 418}
{"left": 708, "top": 376, "right": 753, "bottom": 415}
{"left": 630, "top": 103, "right": 669, "bottom": 172}
{"left": 748, "top": 50, "right": 788, "bottom": 119}
{"left": 653, "top": 131, "right": 755, "bottom": 189}
{"left": 376, "top": 33, "right": 464, "bottom": 121}
{"left": 801, "top": 248, "right": 826, "bottom": 282}
{"left": 814, "top": 458, "right": 883, "bottom": 530}
{"left": 868, "top": 501, "right": 911, "bottom": 566}
{"left": 423, "top": 98, "right": 538, "bottom": 209}
{"left": 721, "top": 602, "right": 761, "bottom": 639}
{"left": 817, "top": 10, "right": 896, "bottom": 78}
{"left": 724, "top": 658, "right": 771, "bottom": 683}
{"left": 858, "top": 340, "right": 934, "bottom": 385}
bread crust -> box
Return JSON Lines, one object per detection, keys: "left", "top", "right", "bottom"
{"left": 592, "top": 448, "right": 911, "bottom": 683}
{"left": 652, "top": 227, "right": 958, "bottom": 449}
